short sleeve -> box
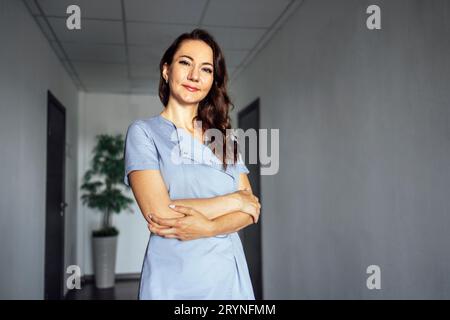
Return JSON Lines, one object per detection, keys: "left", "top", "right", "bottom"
{"left": 123, "top": 121, "right": 159, "bottom": 187}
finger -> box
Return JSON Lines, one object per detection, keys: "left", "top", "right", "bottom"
{"left": 146, "top": 213, "right": 154, "bottom": 223}
{"left": 148, "top": 221, "right": 171, "bottom": 230}
{"left": 150, "top": 226, "right": 171, "bottom": 236}
{"left": 148, "top": 221, "right": 174, "bottom": 235}
{"left": 148, "top": 224, "right": 162, "bottom": 235}
{"left": 147, "top": 213, "right": 171, "bottom": 225}
{"left": 148, "top": 217, "right": 171, "bottom": 228}
{"left": 155, "top": 227, "right": 179, "bottom": 236}
{"left": 150, "top": 215, "right": 180, "bottom": 227}
{"left": 168, "top": 204, "right": 195, "bottom": 216}
{"left": 247, "top": 212, "right": 257, "bottom": 223}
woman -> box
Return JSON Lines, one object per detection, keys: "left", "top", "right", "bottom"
{"left": 123, "top": 29, "right": 261, "bottom": 300}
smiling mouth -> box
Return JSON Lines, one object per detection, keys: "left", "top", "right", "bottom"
{"left": 182, "top": 85, "right": 199, "bottom": 92}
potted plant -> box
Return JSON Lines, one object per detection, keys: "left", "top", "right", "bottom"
{"left": 80, "top": 134, "right": 134, "bottom": 289}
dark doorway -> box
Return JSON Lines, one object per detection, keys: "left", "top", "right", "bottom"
{"left": 237, "top": 98, "right": 263, "bottom": 300}
{"left": 44, "top": 91, "right": 67, "bottom": 300}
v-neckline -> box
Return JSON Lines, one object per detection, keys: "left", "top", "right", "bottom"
{"left": 158, "top": 113, "right": 205, "bottom": 146}
{"left": 158, "top": 114, "right": 236, "bottom": 176}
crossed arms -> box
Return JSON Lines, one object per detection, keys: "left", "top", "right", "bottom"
{"left": 128, "top": 169, "right": 261, "bottom": 240}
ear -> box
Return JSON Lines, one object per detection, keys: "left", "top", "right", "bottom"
{"left": 162, "top": 63, "right": 169, "bottom": 81}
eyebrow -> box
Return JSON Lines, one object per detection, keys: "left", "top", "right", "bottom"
{"left": 178, "top": 55, "right": 213, "bottom": 67}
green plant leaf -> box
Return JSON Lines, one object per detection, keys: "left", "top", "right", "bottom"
{"left": 80, "top": 133, "right": 133, "bottom": 232}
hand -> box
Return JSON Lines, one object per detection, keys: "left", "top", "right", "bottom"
{"left": 233, "top": 189, "right": 261, "bottom": 223}
{"left": 147, "top": 205, "right": 216, "bottom": 241}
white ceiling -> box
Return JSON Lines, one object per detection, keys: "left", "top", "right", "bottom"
{"left": 23, "top": 0, "right": 302, "bottom": 95}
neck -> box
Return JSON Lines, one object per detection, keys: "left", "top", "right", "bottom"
{"left": 161, "top": 97, "right": 200, "bottom": 131}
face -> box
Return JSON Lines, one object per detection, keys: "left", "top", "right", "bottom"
{"left": 163, "top": 39, "right": 215, "bottom": 106}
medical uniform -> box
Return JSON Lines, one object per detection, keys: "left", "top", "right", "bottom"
{"left": 123, "top": 114, "right": 255, "bottom": 300}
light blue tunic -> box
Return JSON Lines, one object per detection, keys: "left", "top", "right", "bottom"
{"left": 123, "top": 114, "right": 255, "bottom": 300}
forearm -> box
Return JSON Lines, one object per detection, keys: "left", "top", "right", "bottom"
{"left": 171, "top": 194, "right": 241, "bottom": 220}
{"left": 210, "top": 211, "right": 254, "bottom": 236}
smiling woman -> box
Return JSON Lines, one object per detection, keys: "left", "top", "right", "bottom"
{"left": 123, "top": 29, "right": 261, "bottom": 300}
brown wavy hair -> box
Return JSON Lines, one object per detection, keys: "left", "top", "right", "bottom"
{"left": 158, "top": 28, "right": 238, "bottom": 170}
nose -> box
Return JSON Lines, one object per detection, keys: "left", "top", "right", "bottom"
{"left": 187, "top": 66, "right": 200, "bottom": 82}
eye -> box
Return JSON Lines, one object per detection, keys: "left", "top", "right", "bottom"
{"left": 202, "top": 68, "right": 213, "bottom": 74}
{"left": 179, "top": 60, "right": 190, "bottom": 66}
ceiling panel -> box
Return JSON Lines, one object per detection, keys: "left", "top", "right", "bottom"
{"left": 127, "top": 22, "right": 196, "bottom": 46}
{"left": 222, "top": 49, "right": 249, "bottom": 68}
{"left": 203, "top": 0, "right": 292, "bottom": 28}
{"left": 61, "top": 43, "right": 127, "bottom": 63}
{"left": 130, "top": 77, "right": 158, "bottom": 91}
{"left": 73, "top": 62, "right": 128, "bottom": 83}
{"left": 204, "top": 26, "right": 266, "bottom": 50}
{"left": 128, "top": 45, "right": 163, "bottom": 64}
{"left": 24, "top": 0, "right": 300, "bottom": 94}
{"left": 36, "top": 0, "right": 122, "bottom": 19}
{"left": 130, "top": 64, "right": 160, "bottom": 79}
{"left": 124, "top": 0, "right": 207, "bottom": 24}
{"left": 47, "top": 17, "right": 124, "bottom": 44}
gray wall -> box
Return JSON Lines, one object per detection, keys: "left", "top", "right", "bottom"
{"left": 0, "top": 0, "right": 79, "bottom": 299}
{"left": 230, "top": 0, "right": 450, "bottom": 299}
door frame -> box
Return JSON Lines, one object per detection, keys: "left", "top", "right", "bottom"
{"left": 44, "top": 90, "right": 66, "bottom": 299}
{"left": 237, "top": 98, "right": 263, "bottom": 299}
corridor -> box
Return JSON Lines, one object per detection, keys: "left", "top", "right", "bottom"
{"left": 1, "top": 0, "right": 450, "bottom": 300}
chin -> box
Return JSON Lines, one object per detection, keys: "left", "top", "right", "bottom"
{"left": 180, "top": 94, "right": 205, "bottom": 104}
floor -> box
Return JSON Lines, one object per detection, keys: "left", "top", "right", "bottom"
{"left": 65, "top": 279, "right": 140, "bottom": 300}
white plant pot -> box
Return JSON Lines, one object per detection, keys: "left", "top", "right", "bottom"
{"left": 92, "top": 235, "right": 117, "bottom": 289}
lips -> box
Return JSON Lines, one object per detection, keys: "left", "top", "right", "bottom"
{"left": 182, "top": 85, "right": 200, "bottom": 92}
